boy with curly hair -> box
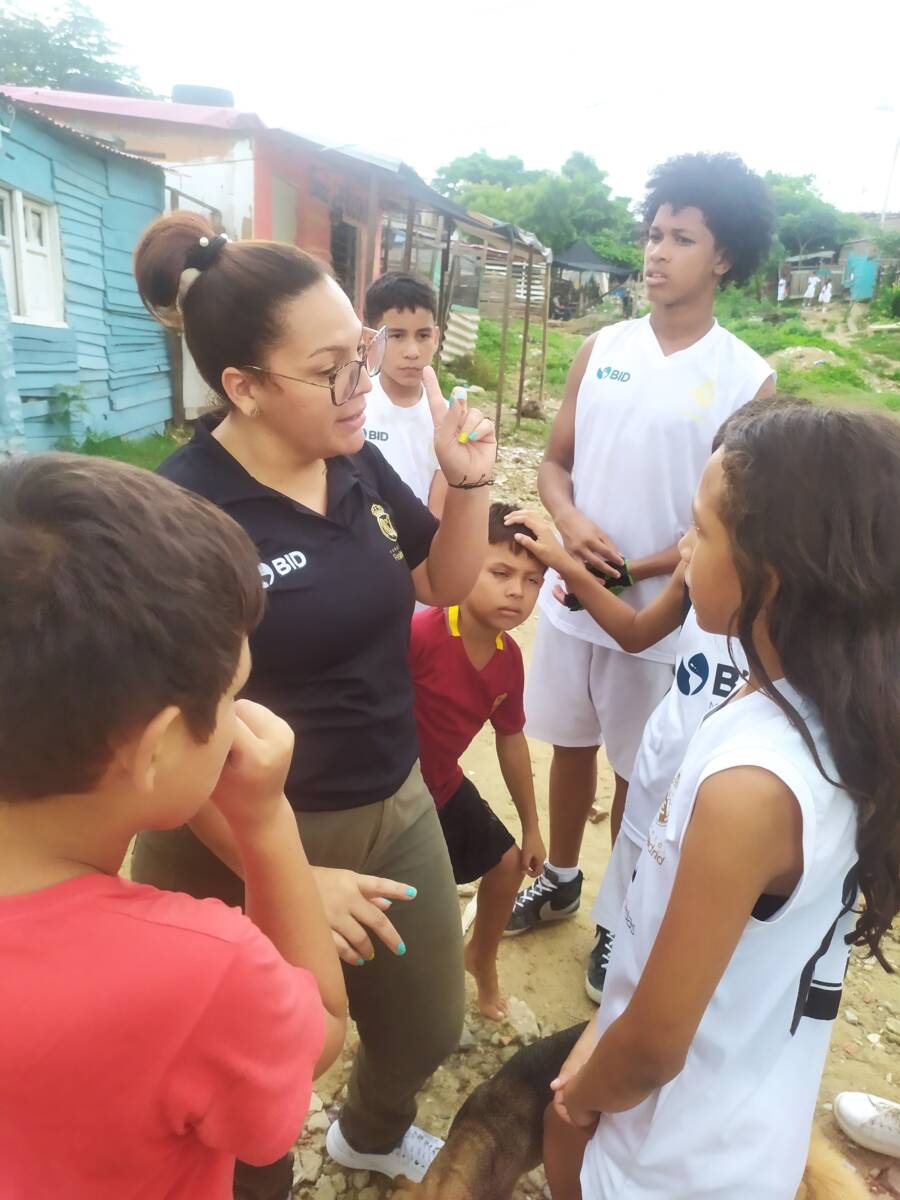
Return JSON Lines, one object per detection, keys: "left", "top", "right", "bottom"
{"left": 506, "top": 154, "right": 777, "bottom": 995}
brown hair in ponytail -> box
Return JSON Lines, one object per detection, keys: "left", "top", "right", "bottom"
{"left": 720, "top": 405, "right": 900, "bottom": 967}
{"left": 133, "top": 212, "right": 329, "bottom": 402}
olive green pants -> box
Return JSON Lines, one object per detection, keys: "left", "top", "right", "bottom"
{"left": 131, "top": 762, "right": 465, "bottom": 1197}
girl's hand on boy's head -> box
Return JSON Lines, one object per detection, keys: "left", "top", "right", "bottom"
{"left": 503, "top": 509, "right": 570, "bottom": 573}
{"left": 433, "top": 389, "right": 497, "bottom": 486}
{"left": 312, "top": 867, "right": 416, "bottom": 966}
{"left": 519, "top": 828, "right": 547, "bottom": 878}
{"left": 211, "top": 699, "right": 295, "bottom": 836}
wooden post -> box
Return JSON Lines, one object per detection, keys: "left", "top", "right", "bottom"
{"left": 165, "top": 328, "right": 186, "bottom": 427}
{"left": 402, "top": 197, "right": 415, "bottom": 270}
{"left": 364, "top": 174, "right": 379, "bottom": 296}
{"left": 437, "top": 218, "right": 454, "bottom": 337}
{"left": 495, "top": 239, "right": 516, "bottom": 445}
{"left": 515, "top": 248, "right": 535, "bottom": 429}
{"left": 537, "top": 254, "right": 551, "bottom": 413}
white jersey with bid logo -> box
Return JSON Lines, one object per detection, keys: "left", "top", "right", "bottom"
{"left": 620, "top": 606, "right": 748, "bottom": 845}
{"left": 362, "top": 375, "right": 440, "bottom": 506}
{"left": 582, "top": 682, "right": 858, "bottom": 1199}
{"left": 539, "top": 316, "right": 773, "bottom": 662}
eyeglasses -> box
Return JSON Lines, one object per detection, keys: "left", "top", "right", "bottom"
{"left": 243, "top": 325, "right": 386, "bottom": 406}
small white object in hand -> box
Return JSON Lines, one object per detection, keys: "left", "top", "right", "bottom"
{"left": 199, "top": 236, "right": 210, "bottom": 247}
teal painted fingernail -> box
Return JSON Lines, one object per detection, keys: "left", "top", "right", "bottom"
{"left": 356, "top": 957, "right": 365, "bottom": 967}
{"left": 468, "top": 430, "right": 479, "bottom": 441}
{"left": 406, "top": 886, "right": 417, "bottom": 897}
{"left": 397, "top": 942, "right": 407, "bottom": 955}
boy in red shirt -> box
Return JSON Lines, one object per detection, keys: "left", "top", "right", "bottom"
{"left": 0, "top": 454, "right": 347, "bottom": 1200}
{"left": 409, "top": 503, "right": 546, "bottom": 1021}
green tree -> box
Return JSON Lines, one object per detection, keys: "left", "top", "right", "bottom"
{"left": 765, "top": 173, "right": 859, "bottom": 260}
{"left": 435, "top": 149, "right": 639, "bottom": 261}
{"left": 431, "top": 150, "right": 546, "bottom": 199}
{"left": 0, "top": 1, "right": 150, "bottom": 95}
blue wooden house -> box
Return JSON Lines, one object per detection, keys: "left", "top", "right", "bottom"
{"left": 0, "top": 94, "right": 171, "bottom": 453}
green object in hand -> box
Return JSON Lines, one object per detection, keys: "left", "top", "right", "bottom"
{"left": 607, "top": 558, "right": 634, "bottom": 597}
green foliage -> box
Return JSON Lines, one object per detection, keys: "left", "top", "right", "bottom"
{"left": 874, "top": 231, "right": 900, "bottom": 260}
{"left": 440, "top": 318, "right": 582, "bottom": 407}
{"left": 721, "top": 317, "right": 855, "bottom": 359}
{"left": 870, "top": 285, "right": 900, "bottom": 321}
{"left": 432, "top": 151, "right": 545, "bottom": 198}
{"left": 853, "top": 330, "right": 900, "bottom": 360}
{"left": 76, "top": 432, "right": 182, "bottom": 470}
{"left": 588, "top": 234, "right": 643, "bottom": 270}
{"left": 715, "top": 285, "right": 781, "bottom": 324}
{"left": 0, "top": 1, "right": 150, "bottom": 94}
{"left": 765, "top": 172, "right": 860, "bottom": 257}
{"left": 49, "top": 384, "right": 89, "bottom": 420}
{"left": 434, "top": 150, "right": 638, "bottom": 258}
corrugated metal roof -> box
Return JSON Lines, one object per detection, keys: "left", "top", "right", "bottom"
{"left": 0, "top": 86, "right": 263, "bottom": 131}
{"left": 0, "top": 90, "right": 164, "bottom": 172}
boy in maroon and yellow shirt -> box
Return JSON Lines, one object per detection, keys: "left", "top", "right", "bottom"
{"left": 409, "top": 503, "right": 546, "bottom": 1020}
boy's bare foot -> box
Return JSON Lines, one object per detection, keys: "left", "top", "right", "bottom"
{"left": 465, "top": 943, "right": 508, "bottom": 1021}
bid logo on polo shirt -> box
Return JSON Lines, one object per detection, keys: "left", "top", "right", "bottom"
{"left": 258, "top": 550, "right": 307, "bottom": 590}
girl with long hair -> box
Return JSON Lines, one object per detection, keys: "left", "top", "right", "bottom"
{"left": 545, "top": 403, "right": 900, "bottom": 1199}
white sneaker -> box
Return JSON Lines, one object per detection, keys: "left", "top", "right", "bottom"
{"left": 325, "top": 1118, "right": 443, "bottom": 1182}
{"left": 834, "top": 1091, "right": 900, "bottom": 1158}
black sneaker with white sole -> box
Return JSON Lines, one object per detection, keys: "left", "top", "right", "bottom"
{"left": 584, "top": 924, "right": 614, "bottom": 1003}
{"left": 503, "top": 867, "right": 583, "bottom": 936}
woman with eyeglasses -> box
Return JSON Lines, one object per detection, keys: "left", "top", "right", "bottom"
{"left": 130, "top": 212, "right": 496, "bottom": 1200}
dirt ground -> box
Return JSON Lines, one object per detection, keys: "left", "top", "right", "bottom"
{"left": 294, "top": 438, "right": 900, "bottom": 1199}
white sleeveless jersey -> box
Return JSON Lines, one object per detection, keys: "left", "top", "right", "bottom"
{"left": 540, "top": 317, "right": 773, "bottom": 662}
{"left": 362, "top": 376, "right": 439, "bottom": 506}
{"left": 621, "top": 607, "right": 748, "bottom": 845}
{"left": 582, "top": 682, "right": 858, "bottom": 1200}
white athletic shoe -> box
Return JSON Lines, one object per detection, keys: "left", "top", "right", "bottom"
{"left": 325, "top": 1118, "right": 443, "bottom": 1182}
{"left": 834, "top": 1091, "right": 900, "bottom": 1158}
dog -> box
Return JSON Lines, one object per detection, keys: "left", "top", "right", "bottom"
{"left": 393, "top": 1023, "right": 870, "bottom": 1200}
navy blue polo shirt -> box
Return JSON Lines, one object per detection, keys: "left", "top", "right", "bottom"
{"left": 158, "top": 416, "right": 439, "bottom": 813}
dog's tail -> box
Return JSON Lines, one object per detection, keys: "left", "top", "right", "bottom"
{"left": 795, "top": 1127, "right": 870, "bottom": 1200}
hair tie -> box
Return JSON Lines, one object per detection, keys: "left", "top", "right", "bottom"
{"left": 185, "top": 233, "right": 229, "bottom": 272}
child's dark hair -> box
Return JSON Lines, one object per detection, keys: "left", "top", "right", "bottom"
{"left": 720, "top": 406, "right": 900, "bottom": 965}
{"left": 134, "top": 211, "right": 328, "bottom": 403}
{"left": 489, "top": 502, "right": 539, "bottom": 556}
{"left": 364, "top": 272, "right": 437, "bottom": 328}
{"left": 712, "top": 392, "right": 809, "bottom": 452}
{"left": 0, "top": 454, "right": 264, "bottom": 799}
{"left": 643, "top": 153, "right": 775, "bottom": 286}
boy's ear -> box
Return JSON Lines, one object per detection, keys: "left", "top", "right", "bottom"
{"left": 712, "top": 246, "right": 733, "bottom": 280}
{"left": 116, "top": 706, "right": 183, "bottom": 795}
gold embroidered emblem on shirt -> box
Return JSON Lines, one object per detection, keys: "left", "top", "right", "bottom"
{"left": 371, "top": 504, "right": 399, "bottom": 542}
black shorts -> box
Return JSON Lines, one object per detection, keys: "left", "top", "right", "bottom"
{"left": 437, "top": 776, "right": 516, "bottom": 885}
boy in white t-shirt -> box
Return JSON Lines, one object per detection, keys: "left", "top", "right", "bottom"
{"left": 363, "top": 273, "right": 447, "bottom": 516}
{"left": 505, "top": 153, "right": 776, "bottom": 949}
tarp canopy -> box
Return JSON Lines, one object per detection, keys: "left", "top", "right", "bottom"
{"left": 555, "top": 238, "right": 632, "bottom": 274}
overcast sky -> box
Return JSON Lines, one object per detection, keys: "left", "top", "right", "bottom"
{"left": 23, "top": 0, "right": 900, "bottom": 214}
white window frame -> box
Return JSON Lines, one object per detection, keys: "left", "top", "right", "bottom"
{"left": 0, "top": 185, "right": 66, "bottom": 327}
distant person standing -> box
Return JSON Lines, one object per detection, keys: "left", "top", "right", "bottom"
{"left": 803, "top": 273, "right": 821, "bottom": 307}
{"left": 777, "top": 275, "right": 788, "bottom": 304}
{"left": 819, "top": 278, "right": 833, "bottom": 308}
